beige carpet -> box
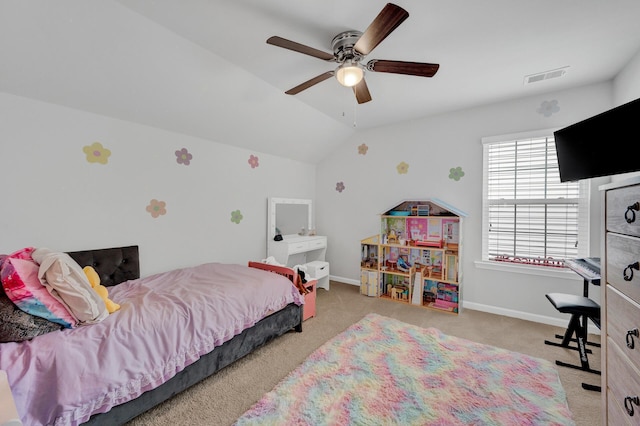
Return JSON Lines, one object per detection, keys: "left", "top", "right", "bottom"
{"left": 128, "top": 281, "right": 601, "bottom": 426}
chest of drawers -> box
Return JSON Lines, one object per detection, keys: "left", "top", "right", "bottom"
{"left": 602, "top": 177, "right": 640, "bottom": 424}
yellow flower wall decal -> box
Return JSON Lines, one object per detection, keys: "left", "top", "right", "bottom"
{"left": 396, "top": 161, "right": 409, "bottom": 174}
{"left": 146, "top": 199, "right": 167, "bottom": 218}
{"left": 83, "top": 142, "right": 111, "bottom": 164}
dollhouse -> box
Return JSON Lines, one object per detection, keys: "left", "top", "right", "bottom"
{"left": 360, "top": 199, "right": 466, "bottom": 314}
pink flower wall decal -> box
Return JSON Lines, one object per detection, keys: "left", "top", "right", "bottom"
{"left": 248, "top": 154, "right": 259, "bottom": 169}
{"left": 358, "top": 144, "right": 368, "bottom": 155}
{"left": 336, "top": 182, "right": 345, "bottom": 193}
{"left": 175, "top": 148, "right": 192, "bottom": 165}
{"left": 146, "top": 199, "right": 167, "bottom": 218}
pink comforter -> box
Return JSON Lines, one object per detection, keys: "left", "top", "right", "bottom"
{"left": 0, "top": 263, "right": 304, "bottom": 426}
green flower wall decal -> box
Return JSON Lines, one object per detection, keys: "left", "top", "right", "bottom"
{"left": 449, "top": 166, "right": 465, "bottom": 181}
{"left": 231, "top": 210, "right": 243, "bottom": 224}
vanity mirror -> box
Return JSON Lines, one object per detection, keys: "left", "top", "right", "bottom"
{"left": 267, "top": 197, "right": 313, "bottom": 239}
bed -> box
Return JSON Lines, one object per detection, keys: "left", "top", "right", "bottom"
{"left": 0, "top": 245, "right": 304, "bottom": 426}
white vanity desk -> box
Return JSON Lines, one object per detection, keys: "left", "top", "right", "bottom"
{"left": 268, "top": 235, "right": 327, "bottom": 260}
{"left": 267, "top": 198, "right": 330, "bottom": 290}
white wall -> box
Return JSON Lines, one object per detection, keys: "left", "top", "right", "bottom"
{"left": 0, "top": 93, "right": 316, "bottom": 277}
{"left": 610, "top": 48, "right": 640, "bottom": 183}
{"left": 316, "top": 81, "right": 616, "bottom": 325}
{"left": 614, "top": 47, "right": 640, "bottom": 105}
{"left": 0, "top": 1, "right": 353, "bottom": 165}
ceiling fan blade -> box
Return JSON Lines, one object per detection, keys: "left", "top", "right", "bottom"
{"left": 367, "top": 59, "right": 440, "bottom": 77}
{"left": 352, "top": 78, "right": 372, "bottom": 104}
{"left": 285, "top": 71, "right": 335, "bottom": 95}
{"left": 354, "top": 3, "right": 409, "bottom": 56}
{"left": 267, "top": 36, "right": 335, "bottom": 61}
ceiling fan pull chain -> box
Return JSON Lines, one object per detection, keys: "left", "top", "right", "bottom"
{"left": 353, "top": 95, "right": 358, "bottom": 128}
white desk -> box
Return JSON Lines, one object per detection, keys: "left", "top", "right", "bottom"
{"left": 267, "top": 235, "right": 329, "bottom": 290}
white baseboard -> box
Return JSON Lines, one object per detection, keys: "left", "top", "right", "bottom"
{"left": 463, "top": 301, "right": 600, "bottom": 335}
{"left": 330, "top": 275, "right": 359, "bottom": 286}
{"left": 330, "top": 275, "right": 601, "bottom": 335}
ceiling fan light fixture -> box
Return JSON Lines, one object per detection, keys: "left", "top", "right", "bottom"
{"left": 335, "top": 63, "right": 364, "bottom": 87}
{"left": 267, "top": 4, "right": 439, "bottom": 103}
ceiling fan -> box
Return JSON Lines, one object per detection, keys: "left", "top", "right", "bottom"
{"left": 266, "top": 3, "right": 439, "bottom": 104}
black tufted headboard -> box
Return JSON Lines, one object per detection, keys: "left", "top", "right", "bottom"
{"left": 67, "top": 245, "right": 140, "bottom": 287}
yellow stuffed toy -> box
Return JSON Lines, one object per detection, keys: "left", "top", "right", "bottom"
{"left": 83, "top": 266, "right": 120, "bottom": 313}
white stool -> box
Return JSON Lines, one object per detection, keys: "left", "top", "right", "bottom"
{"left": 305, "top": 261, "right": 330, "bottom": 291}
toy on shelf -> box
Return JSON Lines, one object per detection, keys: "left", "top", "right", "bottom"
{"left": 397, "top": 256, "right": 411, "bottom": 272}
{"left": 415, "top": 239, "right": 444, "bottom": 248}
{"left": 386, "top": 259, "right": 397, "bottom": 271}
{"left": 362, "top": 253, "right": 378, "bottom": 269}
{"left": 426, "top": 265, "right": 434, "bottom": 277}
{"left": 391, "top": 287, "right": 401, "bottom": 299}
{"left": 391, "top": 287, "right": 409, "bottom": 301}
{"left": 387, "top": 230, "right": 399, "bottom": 245}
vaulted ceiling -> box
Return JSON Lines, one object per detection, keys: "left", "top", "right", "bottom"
{"left": 2, "top": 1, "right": 639, "bottom": 163}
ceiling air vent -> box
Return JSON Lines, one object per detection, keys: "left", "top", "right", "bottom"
{"left": 523, "top": 67, "right": 569, "bottom": 85}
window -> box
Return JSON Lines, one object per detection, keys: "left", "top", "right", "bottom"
{"left": 482, "top": 130, "right": 589, "bottom": 265}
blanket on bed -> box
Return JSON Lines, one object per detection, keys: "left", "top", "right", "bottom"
{"left": 0, "top": 263, "right": 304, "bottom": 426}
{"left": 235, "top": 313, "right": 575, "bottom": 426}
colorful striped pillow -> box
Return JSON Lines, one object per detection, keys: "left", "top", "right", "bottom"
{"left": 0, "top": 289, "right": 62, "bottom": 342}
{"left": 1, "top": 254, "right": 76, "bottom": 328}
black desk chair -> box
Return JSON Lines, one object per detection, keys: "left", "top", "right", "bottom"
{"left": 544, "top": 292, "right": 601, "bottom": 392}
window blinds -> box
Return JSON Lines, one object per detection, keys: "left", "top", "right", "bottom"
{"left": 482, "top": 133, "right": 588, "bottom": 262}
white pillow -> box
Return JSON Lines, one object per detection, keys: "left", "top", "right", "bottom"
{"left": 32, "top": 248, "right": 108, "bottom": 325}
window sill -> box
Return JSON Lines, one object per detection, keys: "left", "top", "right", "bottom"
{"left": 474, "top": 260, "right": 582, "bottom": 281}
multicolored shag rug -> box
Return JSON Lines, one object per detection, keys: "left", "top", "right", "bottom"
{"left": 235, "top": 313, "right": 575, "bottom": 426}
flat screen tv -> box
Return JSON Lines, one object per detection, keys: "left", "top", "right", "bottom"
{"left": 554, "top": 97, "right": 640, "bottom": 182}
